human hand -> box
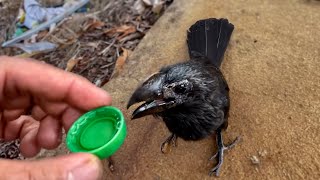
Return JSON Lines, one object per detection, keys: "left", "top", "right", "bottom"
{"left": 0, "top": 56, "right": 111, "bottom": 179}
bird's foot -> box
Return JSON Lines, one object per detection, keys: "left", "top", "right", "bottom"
{"left": 209, "top": 134, "right": 241, "bottom": 176}
{"left": 209, "top": 136, "right": 240, "bottom": 161}
{"left": 160, "top": 134, "right": 177, "bottom": 154}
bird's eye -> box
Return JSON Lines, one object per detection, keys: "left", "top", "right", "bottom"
{"left": 174, "top": 84, "right": 187, "bottom": 94}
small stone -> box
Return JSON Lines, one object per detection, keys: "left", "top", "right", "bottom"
{"left": 108, "top": 157, "right": 115, "bottom": 172}
{"left": 250, "top": 155, "right": 260, "bottom": 165}
{"left": 258, "top": 149, "right": 268, "bottom": 157}
{"left": 133, "top": 0, "right": 146, "bottom": 14}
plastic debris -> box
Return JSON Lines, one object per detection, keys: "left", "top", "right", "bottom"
{"left": 23, "top": 0, "right": 65, "bottom": 29}
{"left": 12, "top": 41, "right": 58, "bottom": 54}
{"left": 2, "top": 0, "right": 90, "bottom": 48}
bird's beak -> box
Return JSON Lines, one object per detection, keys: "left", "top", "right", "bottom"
{"left": 127, "top": 73, "right": 176, "bottom": 119}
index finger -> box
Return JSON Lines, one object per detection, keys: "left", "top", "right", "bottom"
{"left": 0, "top": 56, "right": 112, "bottom": 111}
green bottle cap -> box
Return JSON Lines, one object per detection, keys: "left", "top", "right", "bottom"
{"left": 66, "top": 106, "right": 126, "bottom": 159}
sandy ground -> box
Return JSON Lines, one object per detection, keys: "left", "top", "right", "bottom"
{"left": 102, "top": 0, "right": 320, "bottom": 179}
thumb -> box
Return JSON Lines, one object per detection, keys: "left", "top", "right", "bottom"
{"left": 0, "top": 153, "right": 103, "bottom": 180}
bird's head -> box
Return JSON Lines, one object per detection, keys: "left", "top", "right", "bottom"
{"left": 127, "top": 61, "right": 213, "bottom": 119}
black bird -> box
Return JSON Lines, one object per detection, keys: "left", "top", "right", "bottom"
{"left": 127, "top": 18, "right": 240, "bottom": 176}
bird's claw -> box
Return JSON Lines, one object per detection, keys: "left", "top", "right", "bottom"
{"left": 208, "top": 133, "right": 241, "bottom": 176}
{"left": 160, "top": 134, "right": 177, "bottom": 153}
{"left": 209, "top": 152, "right": 218, "bottom": 161}
{"left": 226, "top": 136, "right": 241, "bottom": 150}
{"left": 209, "top": 162, "right": 222, "bottom": 176}
{"left": 209, "top": 136, "right": 240, "bottom": 161}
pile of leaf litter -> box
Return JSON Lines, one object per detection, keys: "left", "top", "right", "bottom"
{"left": 27, "top": 0, "right": 174, "bottom": 86}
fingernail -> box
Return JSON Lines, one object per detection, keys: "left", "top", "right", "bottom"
{"left": 69, "top": 155, "right": 102, "bottom": 180}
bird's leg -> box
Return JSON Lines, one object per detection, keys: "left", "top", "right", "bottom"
{"left": 209, "top": 129, "right": 240, "bottom": 176}
{"left": 160, "top": 133, "right": 177, "bottom": 153}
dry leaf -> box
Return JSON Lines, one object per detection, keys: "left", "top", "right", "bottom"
{"left": 142, "top": 0, "right": 152, "bottom": 6}
{"left": 83, "top": 20, "right": 105, "bottom": 31}
{"left": 36, "top": 30, "right": 49, "bottom": 40}
{"left": 65, "top": 58, "right": 80, "bottom": 72}
{"left": 87, "top": 42, "right": 100, "bottom": 49}
{"left": 117, "top": 26, "right": 136, "bottom": 40}
{"left": 111, "top": 48, "right": 131, "bottom": 78}
{"left": 104, "top": 25, "right": 136, "bottom": 40}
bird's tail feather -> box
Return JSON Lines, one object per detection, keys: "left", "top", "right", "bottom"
{"left": 187, "top": 18, "right": 234, "bottom": 67}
